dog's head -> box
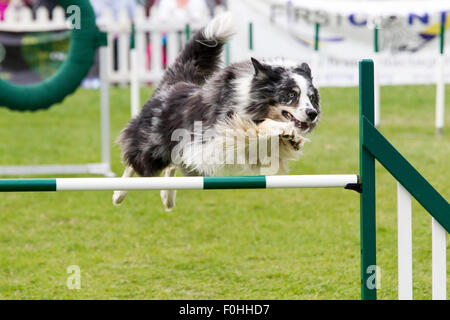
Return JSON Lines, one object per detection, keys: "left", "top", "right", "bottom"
{"left": 247, "top": 58, "right": 320, "bottom": 134}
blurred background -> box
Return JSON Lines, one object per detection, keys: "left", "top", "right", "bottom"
{"left": 0, "top": 0, "right": 448, "bottom": 88}
{"left": 0, "top": 0, "right": 227, "bottom": 87}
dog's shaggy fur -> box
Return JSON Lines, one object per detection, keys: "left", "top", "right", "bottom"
{"left": 113, "top": 13, "right": 321, "bottom": 210}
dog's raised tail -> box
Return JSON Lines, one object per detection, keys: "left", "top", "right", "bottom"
{"left": 163, "top": 13, "right": 235, "bottom": 85}
{"left": 203, "top": 11, "right": 235, "bottom": 42}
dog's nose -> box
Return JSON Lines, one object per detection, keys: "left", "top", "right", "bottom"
{"left": 306, "top": 109, "right": 318, "bottom": 121}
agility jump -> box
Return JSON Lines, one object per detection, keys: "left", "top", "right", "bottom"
{"left": 0, "top": 60, "right": 448, "bottom": 300}
{"left": 0, "top": 175, "right": 359, "bottom": 192}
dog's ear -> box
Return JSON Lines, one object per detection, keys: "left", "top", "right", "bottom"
{"left": 297, "top": 62, "right": 312, "bottom": 78}
{"left": 251, "top": 57, "right": 270, "bottom": 79}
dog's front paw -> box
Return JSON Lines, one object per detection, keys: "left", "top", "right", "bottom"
{"left": 279, "top": 122, "right": 296, "bottom": 140}
{"left": 280, "top": 123, "right": 305, "bottom": 151}
{"left": 287, "top": 135, "right": 304, "bottom": 151}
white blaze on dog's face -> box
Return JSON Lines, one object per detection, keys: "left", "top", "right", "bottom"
{"left": 247, "top": 58, "right": 320, "bottom": 133}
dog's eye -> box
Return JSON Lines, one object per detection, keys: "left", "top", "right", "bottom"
{"left": 287, "top": 91, "right": 297, "bottom": 101}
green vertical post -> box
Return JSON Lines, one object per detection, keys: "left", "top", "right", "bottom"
{"left": 439, "top": 21, "right": 445, "bottom": 54}
{"left": 225, "top": 42, "right": 231, "bottom": 66}
{"left": 130, "top": 24, "right": 136, "bottom": 50}
{"left": 185, "top": 24, "right": 191, "bottom": 41}
{"left": 314, "top": 23, "right": 320, "bottom": 52}
{"left": 374, "top": 25, "right": 379, "bottom": 53}
{"left": 249, "top": 22, "right": 253, "bottom": 51}
{"left": 359, "top": 60, "right": 377, "bottom": 300}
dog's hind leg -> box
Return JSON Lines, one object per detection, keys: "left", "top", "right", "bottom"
{"left": 160, "top": 165, "right": 177, "bottom": 212}
{"left": 112, "top": 165, "right": 135, "bottom": 206}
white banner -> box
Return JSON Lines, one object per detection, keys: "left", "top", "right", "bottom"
{"left": 228, "top": 0, "right": 450, "bottom": 87}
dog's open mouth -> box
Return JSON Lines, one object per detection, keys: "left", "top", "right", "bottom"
{"left": 282, "top": 111, "right": 309, "bottom": 130}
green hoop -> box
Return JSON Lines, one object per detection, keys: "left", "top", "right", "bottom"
{"left": 0, "top": 0, "right": 106, "bottom": 112}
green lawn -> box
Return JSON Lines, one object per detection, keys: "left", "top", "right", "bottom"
{"left": 0, "top": 85, "right": 448, "bottom": 299}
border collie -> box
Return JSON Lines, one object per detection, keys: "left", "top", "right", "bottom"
{"left": 113, "top": 13, "right": 320, "bottom": 211}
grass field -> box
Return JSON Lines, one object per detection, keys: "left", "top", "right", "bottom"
{"left": 0, "top": 85, "right": 448, "bottom": 300}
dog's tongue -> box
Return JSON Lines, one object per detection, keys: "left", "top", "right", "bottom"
{"left": 282, "top": 111, "right": 309, "bottom": 130}
{"left": 294, "top": 119, "right": 308, "bottom": 129}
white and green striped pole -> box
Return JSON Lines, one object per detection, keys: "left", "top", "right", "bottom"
{"left": 435, "top": 21, "right": 446, "bottom": 136}
{"left": 0, "top": 175, "right": 359, "bottom": 192}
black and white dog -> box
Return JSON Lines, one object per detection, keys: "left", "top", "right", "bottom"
{"left": 113, "top": 13, "right": 320, "bottom": 210}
